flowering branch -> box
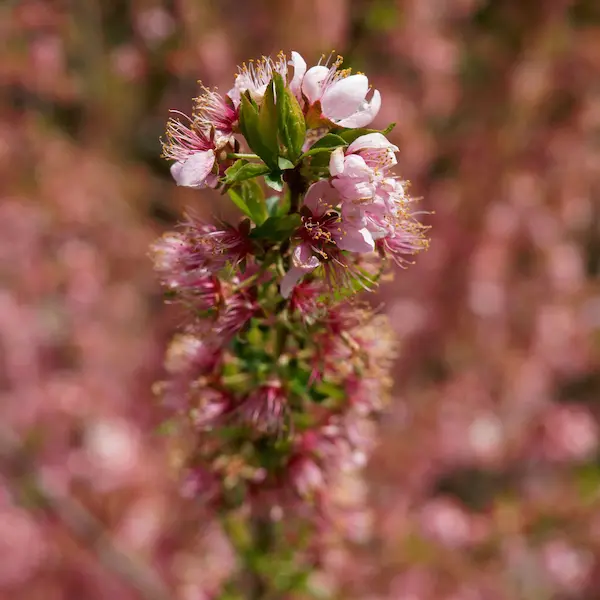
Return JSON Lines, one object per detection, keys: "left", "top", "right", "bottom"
{"left": 153, "top": 50, "right": 430, "bottom": 597}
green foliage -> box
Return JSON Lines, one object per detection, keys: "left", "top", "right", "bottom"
{"left": 239, "top": 92, "right": 279, "bottom": 169}
{"left": 258, "top": 79, "right": 280, "bottom": 162}
{"left": 298, "top": 133, "right": 348, "bottom": 159}
{"left": 264, "top": 169, "right": 284, "bottom": 191}
{"left": 265, "top": 190, "right": 291, "bottom": 218}
{"left": 273, "top": 72, "right": 307, "bottom": 163}
{"left": 227, "top": 178, "right": 268, "bottom": 225}
{"left": 224, "top": 159, "right": 270, "bottom": 184}
{"left": 237, "top": 74, "right": 308, "bottom": 178}
{"left": 277, "top": 156, "right": 295, "bottom": 170}
{"left": 250, "top": 214, "right": 301, "bottom": 243}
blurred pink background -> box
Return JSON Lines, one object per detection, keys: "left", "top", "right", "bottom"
{"left": 2, "top": 0, "right": 600, "bottom": 598}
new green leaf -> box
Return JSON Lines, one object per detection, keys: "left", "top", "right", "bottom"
{"left": 228, "top": 178, "right": 268, "bottom": 225}
{"left": 249, "top": 214, "right": 301, "bottom": 242}
{"left": 273, "top": 73, "right": 306, "bottom": 163}
{"left": 224, "top": 159, "right": 270, "bottom": 184}
{"left": 239, "top": 92, "right": 278, "bottom": 168}
{"left": 298, "top": 133, "right": 348, "bottom": 159}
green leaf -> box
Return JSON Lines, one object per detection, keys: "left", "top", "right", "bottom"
{"left": 266, "top": 190, "right": 290, "bottom": 217}
{"left": 336, "top": 122, "right": 396, "bottom": 144}
{"left": 228, "top": 178, "right": 268, "bottom": 225}
{"left": 277, "top": 156, "right": 295, "bottom": 170}
{"left": 250, "top": 214, "right": 301, "bottom": 242}
{"left": 266, "top": 195, "right": 281, "bottom": 216}
{"left": 313, "top": 380, "right": 346, "bottom": 402}
{"left": 264, "top": 170, "right": 284, "bottom": 192}
{"left": 258, "top": 79, "right": 279, "bottom": 163}
{"left": 239, "top": 92, "right": 278, "bottom": 168}
{"left": 299, "top": 133, "right": 347, "bottom": 159}
{"left": 228, "top": 188, "right": 250, "bottom": 216}
{"left": 273, "top": 72, "right": 307, "bottom": 163}
{"left": 224, "top": 159, "right": 270, "bottom": 184}
{"left": 241, "top": 178, "right": 267, "bottom": 224}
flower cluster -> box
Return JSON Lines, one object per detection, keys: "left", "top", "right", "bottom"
{"left": 153, "top": 50, "right": 428, "bottom": 593}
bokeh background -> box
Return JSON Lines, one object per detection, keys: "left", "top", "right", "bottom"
{"left": 2, "top": 0, "right": 600, "bottom": 598}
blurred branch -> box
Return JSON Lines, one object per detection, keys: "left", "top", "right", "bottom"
{"left": 0, "top": 425, "right": 173, "bottom": 600}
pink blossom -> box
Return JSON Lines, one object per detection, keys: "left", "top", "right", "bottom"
{"left": 280, "top": 180, "right": 375, "bottom": 297}
{"left": 290, "top": 455, "right": 325, "bottom": 499}
{"left": 330, "top": 153, "right": 378, "bottom": 203}
{"left": 151, "top": 218, "right": 251, "bottom": 285}
{"left": 329, "top": 133, "right": 399, "bottom": 204}
{"left": 228, "top": 53, "right": 288, "bottom": 107}
{"left": 162, "top": 112, "right": 218, "bottom": 189}
{"left": 281, "top": 243, "right": 321, "bottom": 299}
{"left": 297, "top": 54, "right": 381, "bottom": 128}
{"left": 336, "top": 133, "right": 398, "bottom": 171}
{"left": 187, "top": 217, "right": 252, "bottom": 272}
{"left": 151, "top": 232, "right": 222, "bottom": 309}
{"left": 164, "top": 334, "right": 221, "bottom": 376}
{"left": 192, "top": 389, "right": 232, "bottom": 429}
{"left": 195, "top": 87, "right": 238, "bottom": 137}
{"left": 303, "top": 180, "right": 374, "bottom": 248}
{"left": 214, "top": 290, "right": 258, "bottom": 339}
{"left": 151, "top": 232, "right": 190, "bottom": 282}
{"left": 180, "top": 466, "right": 220, "bottom": 502}
{"left": 290, "top": 281, "right": 327, "bottom": 321}
{"left": 377, "top": 215, "right": 430, "bottom": 266}
{"left": 238, "top": 381, "right": 288, "bottom": 435}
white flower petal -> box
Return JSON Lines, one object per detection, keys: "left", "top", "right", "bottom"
{"left": 171, "top": 150, "right": 215, "bottom": 188}
{"left": 321, "top": 74, "right": 369, "bottom": 121}
{"left": 289, "top": 51, "right": 307, "bottom": 100}
{"left": 227, "top": 84, "right": 241, "bottom": 109}
{"left": 335, "top": 224, "right": 375, "bottom": 253}
{"left": 302, "top": 66, "right": 329, "bottom": 104}
{"left": 329, "top": 147, "right": 346, "bottom": 177}
{"left": 348, "top": 132, "right": 398, "bottom": 154}
{"left": 340, "top": 154, "right": 371, "bottom": 178}
{"left": 335, "top": 89, "right": 381, "bottom": 128}
{"left": 303, "top": 180, "right": 339, "bottom": 216}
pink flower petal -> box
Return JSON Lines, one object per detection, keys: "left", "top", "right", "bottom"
{"left": 281, "top": 244, "right": 320, "bottom": 298}
{"left": 332, "top": 177, "right": 377, "bottom": 202}
{"left": 334, "top": 89, "right": 381, "bottom": 128}
{"left": 292, "top": 243, "right": 321, "bottom": 270}
{"left": 171, "top": 150, "right": 216, "bottom": 188}
{"left": 321, "top": 74, "right": 369, "bottom": 121}
{"left": 341, "top": 154, "right": 372, "bottom": 178}
{"left": 335, "top": 224, "right": 375, "bottom": 253}
{"left": 303, "top": 180, "right": 339, "bottom": 216}
{"left": 302, "top": 66, "right": 329, "bottom": 104}
{"left": 280, "top": 267, "right": 305, "bottom": 298}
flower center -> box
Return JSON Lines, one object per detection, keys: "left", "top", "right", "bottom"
{"left": 301, "top": 210, "right": 339, "bottom": 245}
